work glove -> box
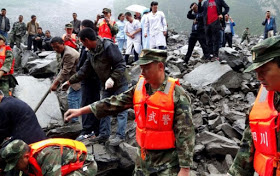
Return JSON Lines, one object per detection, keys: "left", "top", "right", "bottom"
{"left": 105, "top": 77, "right": 114, "bottom": 90}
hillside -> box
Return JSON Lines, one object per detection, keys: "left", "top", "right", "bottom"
{"left": 113, "top": 0, "right": 280, "bottom": 36}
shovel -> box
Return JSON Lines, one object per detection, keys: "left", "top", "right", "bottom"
{"left": 33, "top": 88, "right": 51, "bottom": 113}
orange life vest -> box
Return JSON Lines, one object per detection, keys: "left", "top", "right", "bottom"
{"left": 249, "top": 85, "right": 280, "bottom": 176}
{"left": 28, "top": 138, "right": 87, "bottom": 176}
{"left": 62, "top": 34, "right": 77, "bottom": 49}
{"left": 133, "top": 76, "right": 179, "bottom": 156}
{"left": 0, "top": 45, "right": 15, "bottom": 75}
{"left": 98, "top": 19, "right": 115, "bottom": 42}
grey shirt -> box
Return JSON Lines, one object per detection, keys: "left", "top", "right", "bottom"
{"left": 0, "top": 17, "right": 5, "bottom": 31}
{"left": 224, "top": 21, "right": 231, "bottom": 33}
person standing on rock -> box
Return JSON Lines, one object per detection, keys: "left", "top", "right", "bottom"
{"left": 124, "top": 12, "right": 142, "bottom": 64}
{"left": 74, "top": 20, "right": 101, "bottom": 142}
{"left": 144, "top": 1, "right": 167, "bottom": 50}
{"left": 199, "top": 0, "right": 229, "bottom": 60}
{"left": 0, "top": 35, "right": 17, "bottom": 96}
{"left": 62, "top": 28, "right": 129, "bottom": 146}
{"left": 223, "top": 14, "right": 235, "bottom": 48}
{"left": 240, "top": 27, "right": 250, "bottom": 45}
{"left": 50, "top": 37, "right": 81, "bottom": 123}
{"left": 262, "top": 11, "right": 277, "bottom": 39}
{"left": 1, "top": 139, "right": 97, "bottom": 176}
{"left": 184, "top": 2, "right": 210, "bottom": 64}
{"left": 27, "top": 15, "right": 39, "bottom": 51}
{"left": 62, "top": 23, "right": 79, "bottom": 50}
{"left": 0, "top": 8, "right": 10, "bottom": 44}
{"left": 228, "top": 36, "right": 280, "bottom": 176}
{"left": 70, "top": 12, "right": 81, "bottom": 35}
{"left": 10, "top": 15, "right": 26, "bottom": 49}
{"left": 64, "top": 49, "right": 195, "bottom": 176}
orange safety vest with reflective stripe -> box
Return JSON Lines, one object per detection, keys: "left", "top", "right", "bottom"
{"left": 98, "top": 19, "right": 115, "bottom": 42}
{"left": 28, "top": 138, "right": 87, "bottom": 176}
{"left": 62, "top": 34, "right": 77, "bottom": 49}
{"left": 249, "top": 85, "right": 280, "bottom": 176}
{"left": 0, "top": 45, "right": 15, "bottom": 75}
{"left": 133, "top": 76, "right": 179, "bottom": 155}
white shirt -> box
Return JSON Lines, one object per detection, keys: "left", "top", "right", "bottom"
{"left": 124, "top": 19, "right": 141, "bottom": 43}
{"left": 144, "top": 11, "right": 167, "bottom": 36}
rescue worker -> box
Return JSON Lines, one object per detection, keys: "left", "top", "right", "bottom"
{"left": 10, "top": 15, "right": 26, "bottom": 49}
{"left": 228, "top": 36, "right": 280, "bottom": 175}
{"left": 96, "top": 8, "right": 118, "bottom": 42}
{"left": 1, "top": 139, "right": 97, "bottom": 176}
{"left": 0, "top": 35, "right": 17, "bottom": 96}
{"left": 64, "top": 49, "right": 195, "bottom": 176}
{"left": 62, "top": 23, "right": 78, "bottom": 50}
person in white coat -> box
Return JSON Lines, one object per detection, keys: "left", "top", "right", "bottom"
{"left": 124, "top": 12, "right": 142, "bottom": 64}
{"left": 141, "top": 9, "right": 150, "bottom": 49}
{"left": 144, "top": 1, "right": 167, "bottom": 50}
{"left": 116, "top": 13, "right": 127, "bottom": 53}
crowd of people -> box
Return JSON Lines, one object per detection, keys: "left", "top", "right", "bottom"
{"left": 0, "top": 0, "right": 280, "bottom": 176}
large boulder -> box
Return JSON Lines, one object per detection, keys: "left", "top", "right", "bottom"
{"left": 14, "top": 76, "right": 63, "bottom": 129}
{"left": 183, "top": 61, "right": 243, "bottom": 89}
{"left": 21, "top": 50, "right": 39, "bottom": 68}
{"left": 25, "top": 59, "right": 58, "bottom": 78}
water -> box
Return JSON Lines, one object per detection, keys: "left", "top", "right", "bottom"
{"left": 2, "top": 0, "right": 114, "bottom": 36}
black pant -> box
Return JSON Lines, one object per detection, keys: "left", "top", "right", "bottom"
{"left": 80, "top": 81, "right": 101, "bottom": 136}
{"left": 125, "top": 49, "right": 139, "bottom": 64}
{"left": 185, "top": 31, "right": 210, "bottom": 63}
{"left": 224, "top": 33, "right": 233, "bottom": 48}
{"left": 33, "top": 39, "right": 43, "bottom": 52}
{"left": 27, "top": 35, "right": 34, "bottom": 50}
{"left": 205, "top": 19, "right": 221, "bottom": 57}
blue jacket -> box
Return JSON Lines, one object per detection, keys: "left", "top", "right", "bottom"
{"left": 262, "top": 17, "right": 277, "bottom": 38}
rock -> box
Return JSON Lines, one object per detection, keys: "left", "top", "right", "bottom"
{"left": 211, "top": 95, "right": 222, "bottom": 102}
{"left": 208, "top": 112, "right": 219, "bottom": 120}
{"left": 12, "top": 47, "right": 22, "bottom": 69}
{"left": 224, "top": 154, "right": 233, "bottom": 170}
{"left": 128, "top": 65, "right": 141, "bottom": 85}
{"left": 219, "top": 85, "right": 231, "bottom": 96}
{"left": 194, "top": 144, "right": 205, "bottom": 155}
{"left": 196, "top": 131, "right": 237, "bottom": 146}
{"left": 241, "top": 82, "right": 250, "bottom": 93}
{"left": 206, "top": 142, "right": 239, "bottom": 156}
{"left": 94, "top": 144, "right": 119, "bottom": 163}
{"left": 46, "top": 123, "right": 82, "bottom": 138}
{"left": 21, "top": 50, "right": 38, "bottom": 68}
{"left": 166, "top": 63, "right": 181, "bottom": 77}
{"left": 226, "top": 110, "right": 246, "bottom": 123}
{"left": 222, "top": 104, "right": 230, "bottom": 116}
{"left": 14, "top": 76, "right": 63, "bottom": 129}
{"left": 25, "top": 59, "right": 58, "bottom": 78}
{"left": 38, "top": 51, "right": 55, "bottom": 57}
{"left": 232, "top": 119, "right": 246, "bottom": 135}
{"left": 200, "top": 93, "right": 210, "bottom": 105}
{"left": 193, "top": 113, "right": 203, "bottom": 129}
{"left": 207, "top": 164, "right": 220, "bottom": 174}
{"left": 219, "top": 123, "right": 241, "bottom": 139}
{"left": 119, "top": 143, "right": 138, "bottom": 163}
{"left": 208, "top": 117, "right": 222, "bottom": 130}
{"left": 245, "top": 92, "right": 256, "bottom": 105}
{"left": 183, "top": 61, "right": 243, "bottom": 90}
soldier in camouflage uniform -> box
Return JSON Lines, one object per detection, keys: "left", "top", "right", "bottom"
{"left": 0, "top": 35, "right": 17, "bottom": 96}
{"left": 65, "top": 49, "right": 195, "bottom": 176}
{"left": 1, "top": 139, "right": 97, "bottom": 176}
{"left": 241, "top": 27, "right": 250, "bottom": 44}
{"left": 10, "top": 15, "right": 26, "bottom": 49}
{"left": 228, "top": 36, "right": 280, "bottom": 175}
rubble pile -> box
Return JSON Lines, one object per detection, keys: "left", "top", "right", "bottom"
{"left": 12, "top": 30, "right": 261, "bottom": 175}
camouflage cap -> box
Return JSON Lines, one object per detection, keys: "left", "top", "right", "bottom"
{"left": 244, "top": 36, "right": 280, "bottom": 72}
{"left": 0, "top": 34, "right": 6, "bottom": 42}
{"left": 65, "top": 23, "right": 73, "bottom": 28}
{"left": 1, "top": 140, "right": 29, "bottom": 172}
{"left": 137, "top": 49, "right": 167, "bottom": 65}
{"left": 102, "top": 8, "right": 111, "bottom": 13}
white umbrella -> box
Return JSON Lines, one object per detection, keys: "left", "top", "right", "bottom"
{"left": 125, "top": 4, "right": 147, "bottom": 13}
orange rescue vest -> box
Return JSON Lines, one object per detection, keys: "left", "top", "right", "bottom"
{"left": 0, "top": 45, "right": 15, "bottom": 75}
{"left": 98, "top": 19, "right": 115, "bottom": 42}
{"left": 249, "top": 85, "right": 280, "bottom": 176}
{"left": 62, "top": 34, "right": 77, "bottom": 49}
{"left": 133, "top": 76, "right": 179, "bottom": 156}
{"left": 28, "top": 138, "right": 87, "bottom": 176}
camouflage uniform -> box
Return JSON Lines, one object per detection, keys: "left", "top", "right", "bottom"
{"left": 241, "top": 29, "right": 250, "bottom": 44}
{"left": 1, "top": 140, "right": 97, "bottom": 176}
{"left": 229, "top": 36, "right": 280, "bottom": 175}
{"left": 10, "top": 21, "right": 26, "bottom": 49}
{"left": 0, "top": 45, "right": 15, "bottom": 96}
{"left": 90, "top": 74, "right": 195, "bottom": 175}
